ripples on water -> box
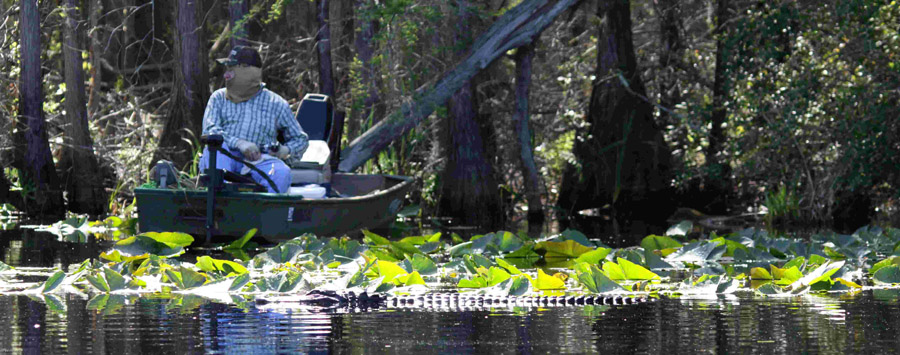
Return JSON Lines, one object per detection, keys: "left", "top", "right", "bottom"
{"left": 1, "top": 292, "right": 899, "bottom": 354}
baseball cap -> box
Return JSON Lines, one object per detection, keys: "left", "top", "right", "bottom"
{"left": 216, "top": 46, "right": 262, "bottom": 67}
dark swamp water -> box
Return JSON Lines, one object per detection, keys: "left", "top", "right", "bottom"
{"left": 3, "top": 228, "right": 900, "bottom": 354}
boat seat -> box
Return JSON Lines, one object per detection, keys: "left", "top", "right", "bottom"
{"left": 289, "top": 140, "right": 332, "bottom": 185}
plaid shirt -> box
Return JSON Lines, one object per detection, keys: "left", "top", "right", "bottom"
{"left": 202, "top": 86, "right": 309, "bottom": 158}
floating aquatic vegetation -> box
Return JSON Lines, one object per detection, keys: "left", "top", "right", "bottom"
{"left": 9, "top": 223, "right": 900, "bottom": 317}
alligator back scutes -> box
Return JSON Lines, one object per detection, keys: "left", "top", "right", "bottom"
{"left": 386, "top": 294, "right": 652, "bottom": 309}
{"left": 256, "top": 290, "right": 655, "bottom": 312}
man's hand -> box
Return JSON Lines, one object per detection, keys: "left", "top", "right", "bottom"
{"left": 272, "top": 145, "right": 290, "bottom": 160}
{"left": 235, "top": 139, "right": 261, "bottom": 161}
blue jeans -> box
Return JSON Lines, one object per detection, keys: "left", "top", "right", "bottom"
{"left": 198, "top": 142, "right": 291, "bottom": 193}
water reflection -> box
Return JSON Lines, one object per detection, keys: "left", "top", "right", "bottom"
{"left": 1, "top": 292, "right": 900, "bottom": 353}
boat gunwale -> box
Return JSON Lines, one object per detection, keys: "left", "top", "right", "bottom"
{"left": 133, "top": 174, "right": 415, "bottom": 206}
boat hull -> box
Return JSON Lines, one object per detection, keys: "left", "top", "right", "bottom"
{"left": 135, "top": 173, "right": 414, "bottom": 242}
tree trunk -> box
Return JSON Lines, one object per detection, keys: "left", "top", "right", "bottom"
{"left": 556, "top": 0, "right": 673, "bottom": 243}
{"left": 87, "top": 0, "right": 102, "bottom": 119}
{"left": 655, "top": 0, "right": 683, "bottom": 129}
{"left": 316, "top": 0, "right": 336, "bottom": 99}
{"left": 338, "top": 0, "right": 580, "bottom": 172}
{"left": 706, "top": 0, "right": 730, "bottom": 168}
{"left": 348, "top": 0, "right": 384, "bottom": 142}
{"left": 436, "top": 0, "right": 502, "bottom": 230}
{"left": 229, "top": 0, "right": 250, "bottom": 47}
{"left": 61, "top": 0, "right": 107, "bottom": 215}
{"left": 513, "top": 42, "right": 545, "bottom": 236}
{"left": 15, "top": 0, "right": 65, "bottom": 219}
{"left": 153, "top": 0, "right": 209, "bottom": 170}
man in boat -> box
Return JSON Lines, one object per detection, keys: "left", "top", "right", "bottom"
{"left": 199, "top": 46, "right": 308, "bottom": 193}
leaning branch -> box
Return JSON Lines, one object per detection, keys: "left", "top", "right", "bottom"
{"left": 338, "top": 0, "right": 580, "bottom": 172}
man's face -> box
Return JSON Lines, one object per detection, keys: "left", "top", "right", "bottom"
{"left": 224, "top": 64, "right": 251, "bottom": 81}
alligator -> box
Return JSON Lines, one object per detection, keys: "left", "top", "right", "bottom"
{"left": 255, "top": 290, "right": 656, "bottom": 312}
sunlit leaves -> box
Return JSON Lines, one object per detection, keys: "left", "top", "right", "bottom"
{"left": 536, "top": 240, "right": 595, "bottom": 258}
{"left": 102, "top": 232, "right": 194, "bottom": 262}
{"left": 165, "top": 267, "right": 207, "bottom": 290}
{"left": 602, "top": 258, "right": 660, "bottom": 281}
{"left": 458, "top": 267, "right": 511, "bottom": 288}
{"left": 641, "top": 235, "right": 682, "bottom": 254}
{"left": 533, "top": 269, "right": 566, "bottom": 290}
{"left": 574, "top": 263, "right": 625, "bottom": 293}
{"left": 196, "top": 256, "right": 248, "bottom": 277}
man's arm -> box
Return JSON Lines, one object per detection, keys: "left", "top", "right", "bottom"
{"left": 202, "top": 90, "right": 241, "bottom": 149}
{"left": 276, "top": 97, "right": 309, "bottom": 159}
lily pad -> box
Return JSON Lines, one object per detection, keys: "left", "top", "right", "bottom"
{"left": 641, "top": 235, "right": 682, "bottom": 252}
{"left": 575, "top": 263, "right": 624, "bottom": 293}
{"left": 533, "top": 268, "right": 566, "bottom": 290}
{"left": 536, "top": 240, "right": 595, "bottom": 258}
{"left": 873, "top": 265, "right": 900, "bottom": 284}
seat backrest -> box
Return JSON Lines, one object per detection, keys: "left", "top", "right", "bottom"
{"left": 295, "top": 94, "right": 334, "bottom": 142}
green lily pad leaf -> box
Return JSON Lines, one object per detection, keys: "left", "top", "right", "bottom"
{"left": 229, "top": 273, "right": 251, "bottom": 292}
{"left": 666, "top": 220, "right": 693, "bottom": 237}
{"left": 224, "top": 229, "right": 257, "bottom": 250}
{"left": 166, "top": 267, "right": 207, "bottom": 290}
{"left": 790, "top": 261, "right": 845, "bottom": 289}
{"left": 139, "top": 232, "right": 194, "bottom": 248}
{"left": 575, "top": 263, "right": 625, "bottom": 293}
{"left": 390, "top": 241, "right": 423, "bottom": 258}
{"left": 458, "top": 277, "right": 488, "bottom": 288}
{"left": 362, "top": 230, "right": 390, "bottom": 245}
{"left": 756, "top": 283, "right": 786, "bottom": 295}
{"left": 641, "top": 235, "right": 682, "bottom": 252}
{"left": 448, "top": 241, "right": 474, "bottom": 257}
{"left": 616, "top": 258, "right": 660, "bottom": 280}
{"left": 42, "top": 270, "right": 66, "bottom": 293}
{"left": 750, "top": 267, "right": 773, "bottom": 280}
{"left": 496, "top": 231, "right": 524, "bottom": 252}
{"left": 373, "top": 260, "right": 408, "bottom": 281}
{"left": 575, "top": 248, "right": 612, "bottom": 265}
{"left": 196, "top": 256, "right": 248, "bottom": 276}
{"left": 537, "top": 240, "right": 594, "bottom": 258}
{"left": 644, "top": 249, "right": 674, "bottom": 270}
{"left": 874, "top": 265, "right": 900, "bottom": 284}
{"left": 711, "top": 237, "right": 750, "bottom": 257}
{"left": 86, "top": 273, "right": 110, "bottom": 292}
{"left": 871, "top": 256, "right": 900, "bottom": 275}
{"left": 100, "top": 250, "right": 149, "bottom": 263}
{"left": 666, "top": 242, "right": 726, "bottom": 262}
{"left": 485, "top": 267, "right": 512, "bottom": 286}
{"left": 109, "top": 234, "right": 189, "bottom": 260}
{"left": 261, "top": 244, "right": 304, "bottom": 264}
{"left": 463, "top": 254, "right": 493, "bottom": 274}
{"left": 534, "top": 268, "right": 566, "bottom": 290}
{"left": 783, "top": 256, "right": 806, "bottom": 270}
{"left": 557, "top": 229, "right": 594, "bottom": 247}
{"left": 399, "top": 232, "right": 441, "bottom": 245}
{"left": 716, "top": 277, "right": 738, "bottom": 294}
{"left": 602, "top": 261, "right": 626, "bottom": 280}
{"left": 396, "top": 271, "right": 426, "bottom": 286}
{"left": 496, "top": 258, "right": 522, "bottom": 275}
{"left": 808, "top": 254, "right": 827, "bottom": 267}
{"left": 409, "top": 254, "right": 438, "bottom": 275}
{"left": 504, "top": 275, "right": 531, "bottom": 296}
{"left": 104, "top": 268, "right": 127, "bottom": 291}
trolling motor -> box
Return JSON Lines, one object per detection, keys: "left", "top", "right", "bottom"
{"left": 199, "top": 134, "right": 284, "bottom": 243}
{"left": 200, "top": 134, "right": 224, "bottom": 244}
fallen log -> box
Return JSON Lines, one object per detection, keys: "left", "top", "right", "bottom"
{"left": 338, "top": 0, "right": 580, "bottom": 172}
